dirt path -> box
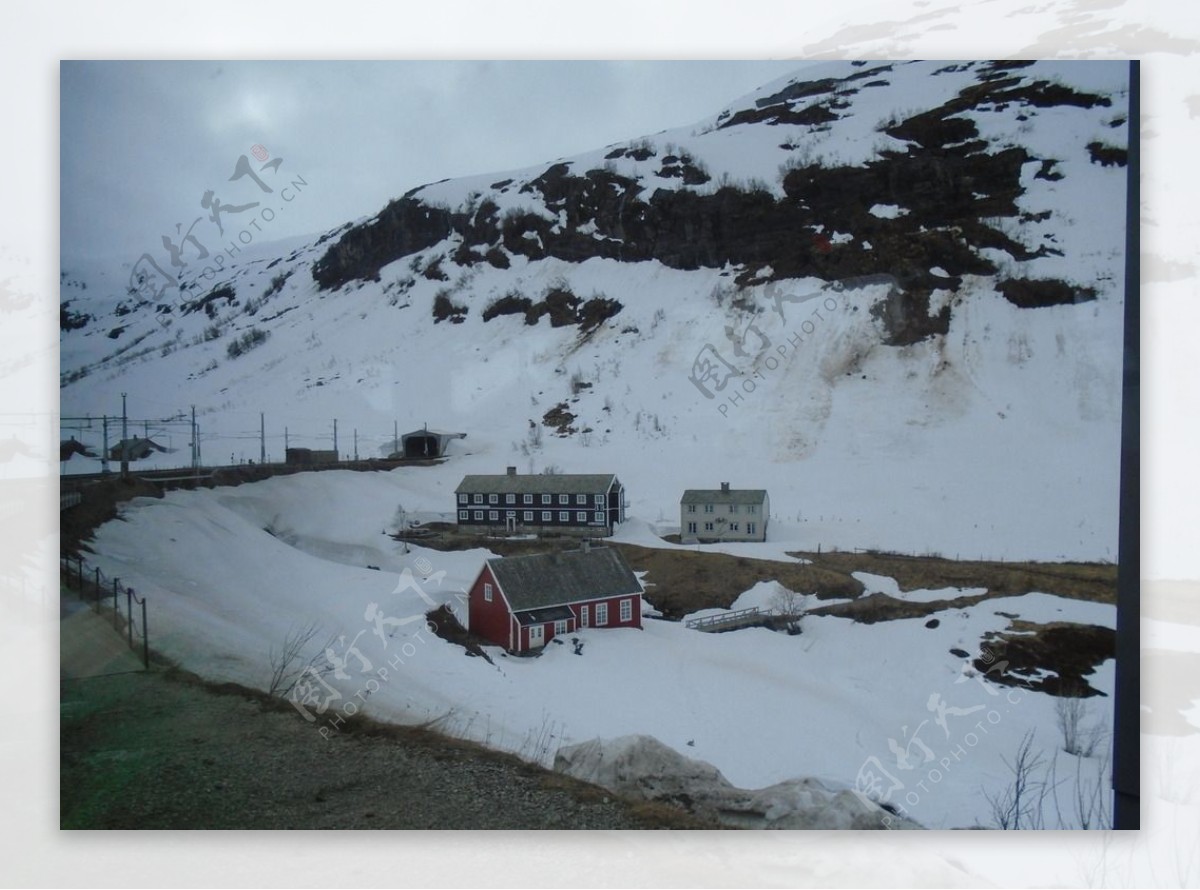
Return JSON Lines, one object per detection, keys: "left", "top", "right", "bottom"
{"left": 60, "top": 661, "right": 711, "bottom": 830}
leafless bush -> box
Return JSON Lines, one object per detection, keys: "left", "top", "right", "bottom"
{"left": 985, "top": 730, "right": 1051, "bottom": 829}
{"left": 1056, "top": 684, "right": 1106, "bottom": 757}
{"left": 267, "top": 621, "right": 332, "bottom": 698}
{"left": 771, "top": 586, "right": 805, "bottom": 634}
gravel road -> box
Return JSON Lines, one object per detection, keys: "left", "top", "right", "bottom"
{"left": 60, "top": 665, "right": 712, "bottom": 830}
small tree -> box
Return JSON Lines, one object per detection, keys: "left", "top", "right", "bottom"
{"left": 771, "top": 586, "right": 805, "bottom": 634}
{"left": 985, "top": 730, "right": 1050, "bottom": 829}
{"left": 267, "top": 621, "right": 332, "bottom": 698}
{"left": 1055, "top": 682, "right": 1105, "bottom": 757}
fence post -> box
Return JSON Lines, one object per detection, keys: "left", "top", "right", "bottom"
{"left": 141, "top": 597, "right": 149, "bottom": 669}
{"left": 112, "top": 578, "right": 120, "bottom": 630}
{"left": 94, "top": 567, "right": 101, "bottom": 606}
{"left": 127, "top": 588, "right": 134, "bottom": 650}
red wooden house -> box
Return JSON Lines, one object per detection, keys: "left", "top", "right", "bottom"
{"left": 467, "top": 544, "right": 643, "bottom": 653}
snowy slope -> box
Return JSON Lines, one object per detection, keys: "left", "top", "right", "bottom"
{"left": 60, "top": 59, "right": 1130, "bottom": 562}
{"left": 87, "top": 472, "right": 1116, "bottom": 830}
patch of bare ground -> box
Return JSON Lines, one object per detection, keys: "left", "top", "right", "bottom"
{"left": 973, "top": 621, "right": 1116, "bottom": 697}
{"left": 413, "top": 529, "right": 1116, "bottom": 622}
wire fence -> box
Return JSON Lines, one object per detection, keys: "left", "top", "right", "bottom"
{"left": 60, "top": 554, "right": 150, "bottom": 670}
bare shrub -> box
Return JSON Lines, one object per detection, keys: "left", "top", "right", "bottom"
{"left": 267, "top": 621, "right": 332, "bottom": 698}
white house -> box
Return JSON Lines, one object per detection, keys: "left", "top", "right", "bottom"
{"left": 680, "top": 482, "right": 769, "bottom": 543}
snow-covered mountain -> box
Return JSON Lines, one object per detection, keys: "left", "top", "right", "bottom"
{"left": 60, "top": 59, "right": 1131, "bottom": 561}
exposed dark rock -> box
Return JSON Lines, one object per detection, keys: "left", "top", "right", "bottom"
{"left": 60, "top": 301, "right": 92, "bottom": 332}
{"left": 307, "top": 63, "right": 1117, "bottom": 348}
{"left": 183, "top": 285, "right": 237, "bottom": 318}
{"left": 432, "top": 291, "right": 467, "bottom": 324}
{"left": 1086, "top": 141, "right": 1128, "bottom": 167}
{"left": 543, "top": 403, "right": 577, "bottom": 436}
{"left": 997, "top": 278, "right": 1097, "bottom": 308}
{"left": 312, "top": 198, "right": 454, "bottom": 289}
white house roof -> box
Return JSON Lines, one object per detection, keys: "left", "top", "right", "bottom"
{"left": 681, "top": 488, "right": 768, "bottom": 506}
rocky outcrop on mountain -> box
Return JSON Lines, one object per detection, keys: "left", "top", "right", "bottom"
{"left": 309, "top": 61, "right": 1118, "bottom": 346}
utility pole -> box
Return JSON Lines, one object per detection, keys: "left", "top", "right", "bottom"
{"left": 353, "top": 428, "right": 358, "bottom": 462}
{"left": 260, "top": 412, "right": 266, "bottom": 464}
{"left": 190, "top": 405, "right": 197, "bottom": 472}
{"left": 101, "top": 415, "right": 110, "bottom": 474}
{"left": 394, "top": 419, "right": 398, "bottom": 456}
{"left": 333, "top": 419, "right": 338, "bottom": 461}
{"left": 285, "top": 426, "right": 289, "bottom": 454}
{"left": 120, "top": 393, "right": 129, "bottom": 479}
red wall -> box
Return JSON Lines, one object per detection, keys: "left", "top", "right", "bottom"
{"left": 468, "top": 565, "right": 514, "bottom": 650}
{"left": 570, "top": 593, "right": 641, "bottom": 633}
{"left": 472, "top": 565, "right": 643, "bottom": 653}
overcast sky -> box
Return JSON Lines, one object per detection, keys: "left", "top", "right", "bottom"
{"left": 60, "top": 60, "right": 805, "bottom": 267}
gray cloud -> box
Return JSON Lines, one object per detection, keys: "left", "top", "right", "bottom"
{"left": 60, "top": 60, "right": 805, "bottom": 267}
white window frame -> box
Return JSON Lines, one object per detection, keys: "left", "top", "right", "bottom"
{"left": 541, "top": 494, "right": 551, "bottom": 505}
{"left": 483, "top": 582, "right": 493, "bottom": 602}
{"left": 524, "top": 494, "right": 533, "bottom": 505}
{"left": 576, "top": 494, "right": 586, "bottom": 505}
{"left": 594, "top": 494, "right": 605, "bottom": 505}
{"left": 580, "top": 604, "right": 589, "bottom": 627}
{"left": 704, "top": 522, "right": 714, "bottom": 532}
{"left": 474, "top": 510, "right": 484, "bottom": 521}
{"left": 704, "top": 504, "right": 714, "bottom": 513}
{"left": 687, "top": 504, "right": 696, "bottom": 513}
{"left": 748, "top": 504, "right": 757, "bottom": 514}
{"left": 594, "top": 511, "right": 605, "bottom": 524}
{"left": 489, "top": 510, "right": 499, "bottom": 521}
{"left": 506, "top": 493, "right": 515, "bottom": 504}
{"left": 458, "top": 510, "right": 469, "bottom": 521}
{"left": 489, "top": 493, "right": 498, "bottom": 505}
{"left": 473, "top": 494, "right": 483, "bottom": 504}
{"left": 523, "top": 511, "right": 533, "bottom": 521}
{"left": 559, "top": 511, "right": 569, "bottom": 522}
{"left": 541, "top": 511, "right": 551, "bottom": 522}
{"left": 595, "top": 603, "right": 608, "bottom": 626}
{"left": 747, "top": 522, "right": 757, "bottom": 536}
{"left": 559, "top": 494, "right": 570, "bottom": 505}
{"left": 458, "top": 493, "right": 467, "bottom": 504}
{"left": 687, "top": 521, "right": 697, "bottom": 534}
{"left": 620, "top": 598, "right": 632, "bottom": 622}
{"left": 554, "top": 619, "right": 568, "bottom": 635}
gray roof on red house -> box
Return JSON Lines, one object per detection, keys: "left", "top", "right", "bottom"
{"left": 488, "top": 546, "right": 641, "bottom": 612}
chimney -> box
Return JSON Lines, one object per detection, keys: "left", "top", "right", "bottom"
{"left": 506, "top": 466, "right": 517, "bottom": 476}
{"left": 721, "top": 482, "right": 730, "bottom": 493}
